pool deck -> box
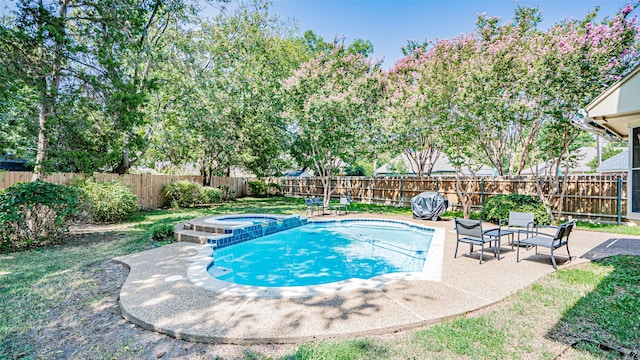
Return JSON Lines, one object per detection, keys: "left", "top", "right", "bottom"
{"left": 113, "top": 213, "right": 640, "bottom": 344}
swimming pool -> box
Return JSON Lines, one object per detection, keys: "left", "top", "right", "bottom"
{"left": 186, "top": 218, "right": 445, "bottom": 297}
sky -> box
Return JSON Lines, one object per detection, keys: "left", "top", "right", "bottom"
{"left": 254, "top": 0, "right": 634, "bottom": 68}
{"left": 0, "top": 0, "right": 635, "bottom": 68}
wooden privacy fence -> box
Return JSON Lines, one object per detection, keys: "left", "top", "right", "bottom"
{"left": 0, "top": 171, "right": 253, "bottom": 209}
{"left": 278, "top": 175, "right": 628, "bottom": 222}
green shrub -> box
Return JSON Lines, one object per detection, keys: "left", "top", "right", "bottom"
{"left": 480, "top": 194, "right": 551, "bottom": 225}
{"left": 0, "top": 181, "right": 80, "bottom": 252}
{"left": 75, "top": 178, "right": 139, "bottom": 223}
{"left": 248, "top": 180, "right": 268, "bottom": 197}
{"left": 150, "top": 223, "right": 175, "bottom": 243}
{"left": 267, "top": 182, "right": 282, "bottom": 196}
{"left": 163, "top": 181, "right": 205, "bottom": 208}
{"left": 344, "top": 164, "right": 367, "bottom": 176}
{"left": 218, "top": 185, "right": 235, "bottom": 200}
{"left": 248, "top": 180, "right": 282, "bottom": 197}
{"left": 202, "top": 187, "right": 222, "bottom": 203}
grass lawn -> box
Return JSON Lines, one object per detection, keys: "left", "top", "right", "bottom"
{"left": 1, "top": 197, "right": 639, "bottom": 359}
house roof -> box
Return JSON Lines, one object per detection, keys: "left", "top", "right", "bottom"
{"left": 0, "top": 156, "right": 29, "bottom": 171}
{"left": 521, "top": 147, "right": 597, "bottom": 175}
{"left": 376, "top": 152, "right": 496, "bottom": 176}
{"left": 581, "top": 64, "right": 640, "bottom": 140}
{"left": 597, "top": 149, "right": 628, "bottom": 173}
{"left": 282, "top": 170, "right": 311, "bottom": 177}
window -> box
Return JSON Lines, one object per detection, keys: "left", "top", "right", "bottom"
{"left": 632, "top": 127, "right": 640, "bottom": 212}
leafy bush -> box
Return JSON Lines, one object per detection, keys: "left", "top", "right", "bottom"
{"left": 164, "top": 181, "right": 205, "bottom": 208}
{"left": 480, "top": 194, "right": 551, "bottom": 225}
{"left": 164, "top": 181, "right": 227, "bottom": 208}
{"left": 344, "top": 164, "right": 367, "bottom": 176}
{"left": 267, "top": 182, "right": 282, "bottom": 196}
{"left": 75, "top": 178, "right": 139, "bottom": 223}
{"left": 150, "top": 223, "right": 175, "bottom": 243}
{"left": 248, "top": 180, "right": 267, "bottom": 197}
{"left": 249, "top": 180, "right": 282, "bottom": 197}
{"left": 218, "top": 185, "right": 235, "bottom": 200}
{"left": 0, "top": 181, "right": 80, "bottom": 252}
{"left": 202, "top": 187, "right": 222, "bottom": 203}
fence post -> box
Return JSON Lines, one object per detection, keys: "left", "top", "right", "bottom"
{"left": 617, "top": 177, "right": 622, "bottom": 225}
{"left": 480, "top": 178, "right": 485, "bottom": 206}
{"left": 435, "top": 178, "right": 439, "bottom": 192}
{"left": 369, "top": 178, "right": 373, "bottom": 204}
{"left": 399, "top": 177, "right": 403, "bottom": 206}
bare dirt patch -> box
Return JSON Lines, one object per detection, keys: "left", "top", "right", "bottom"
{"left": 3, "top": 223, "right": 296, "bottom": 359}
{"left": 19, "top": 258, "right": 296, "bottom": 359}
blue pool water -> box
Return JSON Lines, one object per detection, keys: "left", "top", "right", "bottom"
{"left": 208, "top": 220, "right": 434, "bottom": 287}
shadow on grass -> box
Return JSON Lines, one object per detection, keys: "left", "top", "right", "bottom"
{"left": 546, "top": 256, "right": 640, "bottom": 358}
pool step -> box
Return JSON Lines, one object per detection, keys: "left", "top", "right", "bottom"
{"left": 173, "top": 223, "right": 229, "bottom": 244}
{"left": 174, "top": 216, "right": 309, "bottom": 248}
{"left": 186, "top": 222, "right": 226, "bottom": 234}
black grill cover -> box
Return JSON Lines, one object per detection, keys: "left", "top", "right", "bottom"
{"left": 411, "top": 192, "right": 448, "bottom": 221}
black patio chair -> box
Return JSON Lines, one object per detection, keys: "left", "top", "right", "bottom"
{"left": 454, "top": 218, "right": 498, "bottom": 264}
{"left": 516, "top": 220, "right": 575, "bottom": 270}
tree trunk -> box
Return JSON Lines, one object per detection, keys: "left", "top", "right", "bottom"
{"left": 33, "top": 0, "right": 68, "bottom": 180}
{"left": 114, "top": 148, "right": 130, "bottom": 174}
{"left": 33, "top": 98, "right": 50, "bottom": 181}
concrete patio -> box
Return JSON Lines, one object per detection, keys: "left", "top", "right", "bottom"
{"left": 113, "top": 213, "right": 640, "bottom": 344}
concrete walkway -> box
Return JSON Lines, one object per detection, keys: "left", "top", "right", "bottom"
{"left": 113, "top": 214, "right": 640, "bottom": 344}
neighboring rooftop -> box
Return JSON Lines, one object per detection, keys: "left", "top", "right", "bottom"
{"left": 521, "top": 147, "right": 597, "bottom": 176}
{"left": 597, "top": 149, "right": 628, "bottom": 174}
{"left": 0, "top": 156, "right": 30, "bottom": 171}
{"left": 376, "top": 152, "right": 496, "bottom": 177}
{"left": 282, "top": 170, "right": 312, "bottom": 177}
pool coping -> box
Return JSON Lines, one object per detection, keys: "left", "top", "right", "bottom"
{"left": 186, "top": 219, "right": 445, "bottom": 298}
{"left": 114, "top": 213, "right": 628, "bottom": 344}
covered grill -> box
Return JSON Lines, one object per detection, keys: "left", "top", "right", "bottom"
{"left": 411, "top": 192, "right": 448, "bottom": 221}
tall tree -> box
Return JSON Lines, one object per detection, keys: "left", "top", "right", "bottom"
{"left": 147, "top": 0, "right": 306, "bottom": 182}
{"left": 0, "top": 0, "right": 73, "bottom": 179}
{"left": 282, "top": 45, "right": 384, "bottom": 205}
{"left": 85, "top": 0, "right": 201, "bottom": 174}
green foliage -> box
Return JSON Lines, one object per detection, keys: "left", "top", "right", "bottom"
{"left": 387, "top": 158, "right": 408, "bottom": 175}
{"left": 147, "top": 1, "right": 305, "bottom": 180}
{"left": 480, "top": 194, "right": 551, "bottom": 225}
{"left": 163, "top": 181, "right": 205, "bottom": 208}
{"left": 248, "top": 180, "right": 267, "bottom": 197}
{"left": 248, "top": 180, "right": 283, "bottom": 197}
{"left": 202, "top": 187, "right": 222, "bottom": 204}
{"left": 0, "top": 181, "right": 79, "bottom": 252}
{"left": 282, "top": 44, "right": 385, "bottom": 203}
{"left": 75, "top": 178, "right": 139, "bottom": 224}
{"left": 150, "top": 223, "right": 175, "bottom": 243}
{"left": 163, "top": 181, "right": 227, "bottom": 208}
{"left": 218, "top": 185, "right": 235, "bottom": 201}
{"left": 344, "top": 164, "right": 367, "bottom": 176}
{"left": 587, "top": 143, "right": 626, "bottom": 172}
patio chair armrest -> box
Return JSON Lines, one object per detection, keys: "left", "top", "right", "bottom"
{"left": 520, "top": 231, "right": 554, "bottom": 241}
{"left": 539, "top": 224, "right": 559, "bottom": 231}
{"left": 526, "top": 221, "right": 538, "bottom": 234}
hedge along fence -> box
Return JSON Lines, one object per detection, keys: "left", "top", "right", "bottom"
{"left": 276, "top": 175, "right": 628, "bottom": 222}
{"left": 0, "top": 172, "right": 254, "bottom": 209}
